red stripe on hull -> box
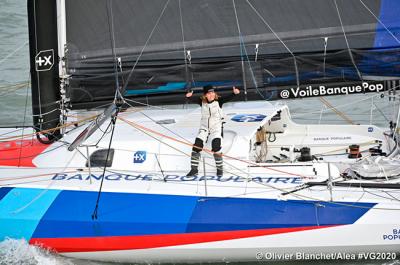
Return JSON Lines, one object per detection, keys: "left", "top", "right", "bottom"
{"left": 30, "top": 226, "right": 335, "bottom": 253}
{"left": 0, "top": 139, "right": 48, "bottom": 167}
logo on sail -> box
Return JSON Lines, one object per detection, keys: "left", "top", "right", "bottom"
{"left": 35, "top": 49, "right": 54, "bottom": 71}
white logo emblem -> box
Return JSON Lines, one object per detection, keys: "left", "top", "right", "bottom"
{"left": 35, "top": 49, "right": 54, "bottom": 71}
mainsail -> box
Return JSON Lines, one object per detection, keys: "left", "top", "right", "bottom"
{"left": 28, "top": 0, "right": 400, "bottom": 123}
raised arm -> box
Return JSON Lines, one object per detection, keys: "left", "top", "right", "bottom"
{"left": 219, "top": 86, "right": 240, "bottom": 106}
{"left": 185, "top": 90, "right": 202, "bottom": 106}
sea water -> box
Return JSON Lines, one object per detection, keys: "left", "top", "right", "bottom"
{"left": 0, "top": 0, "right": 399, "bottom": 264}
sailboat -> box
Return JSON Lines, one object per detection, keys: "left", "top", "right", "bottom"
{"left": 0, "top": 0, "right": 399, "bottom": 263}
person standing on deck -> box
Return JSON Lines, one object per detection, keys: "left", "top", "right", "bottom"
{"left": 186, "top": 85, "right": 240, "bottom": 177}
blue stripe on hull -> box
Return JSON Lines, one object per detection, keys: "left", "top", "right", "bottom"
{"left": 30, "top": 190, "right": 375, "bottom": 239}
{"left": 0, "top": 187, "right": 12, "bottom": 201}
{"left": 187, "top": 198, "right": 373, "bottom": 232}
{"left": 32, "top": 190, "right": 199, "bottom": 238}
{"left": 0, "top": 188, "right": 61, "bottom": 241}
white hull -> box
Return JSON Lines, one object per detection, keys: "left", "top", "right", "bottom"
{"left": 0, "top": 102, "right": 399, "bottom": 263}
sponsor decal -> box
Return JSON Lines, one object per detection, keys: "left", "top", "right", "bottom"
{"left": 51, "top": 173, "right": 303, "bottom": 184}
{"left": 133, "top": 151, "right": 146, "bottom": 163}
{"left": 231, "top": 114, "right": 267, "bottom": 122}
{"left": 383, "top": 228, "right": 400, "bottom": 240}
{"left": 279, "top": 82, "right": 384, "bottom": 99}
{"left": 35, "top": 49, "right": 54, "bottom": 71}
{"left": 313, "top": 136, "right": 352, "bottom": 141}
{"left": 368, "top": 127, "right": 374, "bottom": 132}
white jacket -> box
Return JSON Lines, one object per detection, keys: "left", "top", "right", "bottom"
{"left": 200, "top": 100, "right": 224, "bottom": 132}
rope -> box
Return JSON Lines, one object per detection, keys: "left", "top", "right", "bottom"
{"left": 119, "top": 0, "right": 170, "bottom": 96}
{"left": 178, "top": 0, "right": 191, "bottom": 91}
{"left": 116, "top": 116, "right": 400, "bottom": 210}
{"left": 0, "top": 41, "right": 28, "bottom": 66}
{"left": 92, "top": 116, "right": 117, "bottom": 220}
{"left": 17, "top": 77, "right": 31, "bottom": 167}
{"left": 233, "top": 0, "right": 274, "bottom": 101}
{"left": 0, "top": 81, "right": 30, "bottom": 97}
{"left": 333, "top": 0, "right": 363, "bottom": 82}
{"left": 318, "top": 97, "right": 355, "bottom": 124}
{"left": 118, "top": 116, "right": 314, "bottom": 179}
{"left": 0, "top": 114, "right": 98, "bottom": 142}
{"left": 359, "top": 0, "right": 400, "bottom": 45}
{"left": 232, "top": 0, "right": 248, "bottom": 98}
{"left": 106, "top": 0, "right": 122, "bottom": 102}
{"left": 291, "top": 92, "right": 397, "bottom": 118}
{"left": 245, "top": 0, "right": 300, "bottom": 89}
{"left": 1, "top": 116, "right": 398, "bottom": 211}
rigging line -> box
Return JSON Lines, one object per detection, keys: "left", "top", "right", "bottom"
{"left": 118, "top": 117, "right": 246, "bottom": 181}
{"left": 113, "top": 118, "right": 400, "bottom": 210}
{"left": 245, "top": 0, "right": 300, "bottom": 89}
{"left": 92, "top": 116, "right": 118, "bottom": 220}
{"left": 333, "top": 0, "right": 363, "bottom": 82}
{"left": 139, "top": 110, "right": 191, "bottom": 144}
{"left": 383, "top": 190, "right": 400, "bottom": 202}
{"left": 17, "top": 77, "right": 31, "bottom": 167}
{"left": 31, "top": 108, "right": 60, "bottom": 117}
{"left": 0, "top": 82, "right": 30, "bottom": 97}
{"left": 232, "top": 0, "right": 248, "bottom": 99}
{"left": 10, "top": 175, "right": 76, "bottom": 212}
{"left": 118, "top": 116, "right": 315, "bottom": 179}
{"left": 395, "top": 98, "right": 400, "bottom": 147}
{"left": 123, "top": 98, "right": 165, "bottom": 110}
{"left": 93, "top": 121, "right": 113, "bottom": 147}
{"left": 178, "top": 0, "right": 190, "bottom": 91}
{"left": 106, "top": 0, "right": 121, "bottom": 102}
{"left": 0, "top": 114, "right": 99, "bottom": 142}
{"left": 0, "top": 128, "right": 26, "bottom": 137}
{"left": 318, "top": 96, "right": 355, "bottom": 124}
{"left": 11, "top": 144, "right": 79, "bottom": 214}
{"left": 239, "top": 35, "right": 273, "bottom": 100}
{"left": 359, "top": 0, "right": 400, "bottom": 45}
{"left": 0, "top": 40, "right": 28, "bottom": 66}
{"left": 116, "top": 117, "right": 299, "bottom": 195}
{"left": 118, "top": 113, "right": 264, "bottom": 183}
{"left": 33, "top": 0, "right": 42, "bottom": 118}
{"left": 119, "top": 0, "right": 171, "bottom": 96}
{"left": 290, "top": 92, "right": 391, "bottom": 118}
{"left": 323, "top": 37, "right": 328, "bottom": 77}
{"left": 0, "top": 165, "right": 76, "bottom": 183}
{"left": 124, "top": 93, "right": 189, "bottom": 143}
{"left": 373, "top": 102, "right": 390, "bottom": 123}
{"left": 233, "top": 0, "right": 271, "bottom": 101}
{"left": 0, "top": 142, "right": 69, "bottom": 162}
{"left": 0, "top": 81, "right": 29, "bottom": 89}
{"left": 364, "top": 189, "right": 400, "bottom": 202}
{"left": 0, "top": 103, "right": 142, "bottom": 142}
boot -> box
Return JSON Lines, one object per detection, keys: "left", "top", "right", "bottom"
{"left": 186, "top": 167, "right": 198, "bottom": 176}
{"left": 214, "top": 152, "right": 223, "bottom": 177}
{"left": 187, "top": 151, "right": 200, "bottom": 176}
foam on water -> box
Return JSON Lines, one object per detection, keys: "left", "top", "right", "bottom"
{"left": 0, "top": 238, "right": 74, "bottom": 265}
{"left": 0, "top": 238, "right": 398, "bottom": 265}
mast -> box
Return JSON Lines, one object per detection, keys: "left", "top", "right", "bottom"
{"left": 27, "top": 0, "right": 61, "bottom": 142}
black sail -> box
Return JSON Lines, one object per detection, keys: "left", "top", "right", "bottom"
{"left": 58, "top": 0, "right": 400, "bottom": 108}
